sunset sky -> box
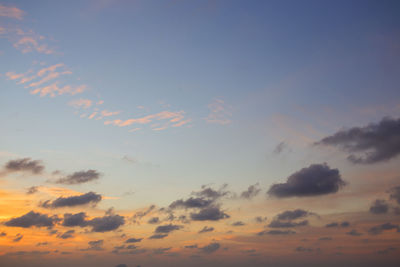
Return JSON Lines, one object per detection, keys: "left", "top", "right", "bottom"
{"left": 1, "top": 1, "right": 400, "bottom": 266}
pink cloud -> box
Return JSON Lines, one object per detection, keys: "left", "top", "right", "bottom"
{"left": 30, "top": 83, "right": 87, "bottom": 97}
{"left": 0, "top": 4, "right": 24, "bottom": 20}
{"left": 69, "top": 99, "right": 93, "bottom": 109}
{"left": 205, "top": 98, "right": 232, "bottom": 125}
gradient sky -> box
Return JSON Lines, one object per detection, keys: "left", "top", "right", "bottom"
{"left": 1, "top": 1, "right": 400, "bottom": 267}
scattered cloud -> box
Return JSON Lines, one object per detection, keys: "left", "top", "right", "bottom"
{"left": 69, "top": 99, "right": 93, "bottom": 109}
{"left": 0, "top": 4, "right": 24, "bottom": 19}
{"left": 125, "top": 238, "right": 142, "bottom": 243}
{"left": 369, "top": 199, "right": 389, "bottom": 214}
{"left": 198, "top": 226, "right": 214, "bottom": 233}
{"left": 88, "top": 214, "right": 125, "bottom": 232}
{"left": 41, "top": 191, "right": 102, "bottom": 208}
{"left": 13, "top": 233, "right": 23, "bottom": 242}
{"left": 3, "top": 157, "right": 44, "bottom": 174}
{"left": 268, "top": 220, "right": 308, "bottom": 228}
{"left": 273, "top": 142, "right": 288, "bottom": 154}
{"left": 325, "top": 221, "right": 350, "bottom": 228}
{"left": 205, "top": 98, "right": 232, "bottom": 125}
{"left": 368, "top": 223, "right": 399, "bottom": 235}
{"left": 62, "top": 212, "right": 88, "bottom": 227}
{"left": 190, "top": 206, "right": 230, "bottom": 221}
{"left": 268, "top": 163, "right": 346, "bottom": 198}
{"left": 54, "top": 170, "right": 100, "bottom": 185}
{"left": 316, "top": 117, "right": 400, "bottom": 164}
{"left": 346, "top": 229, "right": 363, "bottom": 236}
{"left": 240, "top": 183, "right": 261, "bottom": 199}
{"left": 389, "top": 186, "right": 400, "bottom": 204}
{"left": 276, "top": 209, "right": 314, "bottom": 221}
{"left": 200, "top": 242, "right": 220, "bottom": 254}
{"left": 5, "top": 211, "right": 58, "bottom": 228}
{"left": 154, "top": 224, "right": 183, "bottom": 234}
{"left": 26, "top": 186, "right": 39, "bottom": 194}
{"left": 257, "top": 230, "right": 296, "bottom": 236}
{"left": 58, "top": 230, "right": 75, "bottom": 239}
{"left": 232, "top": 221, "right": 246, "bottom": 226}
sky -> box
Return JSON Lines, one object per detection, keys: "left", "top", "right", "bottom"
{"left": 0, "top": 0, "right": 400, "bottom": 266}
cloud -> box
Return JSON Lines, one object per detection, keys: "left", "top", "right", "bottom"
{"left": 273, "top": 142, "right": 288, "bottom": 154}
{"left": 169, "top": 197, "right": 213, "bottom": 209}
{"left": 295, "top": 246, "right": 313, "bottom": 253}
{"left": 154, "top": 224, "right": 183, "bottom": 234}
{"left": 0, "top": 4, "right": 24, "bottom": 19}
{"left": 319, "top": 237, "right": 332, "bottom": 241}
{"left": 240, "top": 183, "right": 261, "bottom": 199}
{"left": 30, "top": 83, "right": 87, "bottom": 97}
{"left": 5, "top": 211, "right": 58, "bottom": 228}
{"left": 255, "top": 216, "right": 268, "bottom": 223}
{"left": 198, "top": 226, "right": 214, "bottom": 233}
{"left": 346, "top": 229, "right": 363, "bottom": 236}
{"left": 153, "top": 247, "right": 171, "bottom": 255}
{"left": 88, "top": 214, "right": 125, "bottom": 232}
{"left": 325, "top": 221, "right": 350, "bottom": 228}
{"left": 149, "top": 233, "right": 168, "bottom": 239}
{"left": 389, "top": 186, "right": 400, "bottom": 204}
{"left": 190, "top": 206, "right": 230, "bottom": 221}
{"left": 26, "top": 186, "right": 39, "bottom": 194}
{"left": 4, "top": 158, "right": 44, "bottom": 174}
{"left": 54, "top": 170, "right": 100, "bottom": 185}
{"left": 41, "top": 192, "right": 102, "bottom": 208}
{"left": 115, "top": 264, "right": 128, "bottom": 267}
{"left": 232, "top": 221, "right": 246, "bottom": 226}
{"left": 58, "top": 230, "right": 75, "bottom": 239}
{"left": 316, "top": 117, "right": 400, "bottom": 164}
{"left": 368, "top": 223, "right": 399, "bottom": 235}
{"left": 268, "top": 163, "right": 346, "bottom": 198}
{"left": 147, "top": 217, "right": 159, "bottom": 224}
{"left": 69, "top": 99, "right": 93, "bottom": 109}
{"left": 83, "top": 240, "right": 104, "bottom": 251}
{"left": 205, "top": 98, "right": 232, "bottom": 125}
{"left": 268, "top": 220, "right": 308, "bottom": 228}
{"left": 13, "top": 233, "right": 23, "bottom": 242}
{"left": 62, "top": 212, "right": 88, "bottom": 227}
{"left": 369, "top": 199, "right": 389, "bottom": 214}
{"left": 200, "top": 242, "right": 220, "bottom": 254}
{"left": 257, "top": 230, "right": 296, "bottom": 236}
{"left": 125, "top": 238, "right": 142, "bottom": 243}
{"left": 0, "top": 232, "right": 6, "bottom": 237}
{"left": 276, "top": 209, "right": 314, "bottom": 220}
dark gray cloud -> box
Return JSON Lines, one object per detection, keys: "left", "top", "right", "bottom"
{"left": 0, "top": 232, "right": 6, "bottom": 237}
{"left": 368, "top": 223, "right": 399, "bottom": 235}
{"left": 232, "top": 221, "right": 246, "bottom": 226}
{"left": 268, "top": 220, "right": 308, "bottom": 228}
{"left": 125, "top": 238, "right": 142, "bottom": 243}
{"left": 84, "top": 240, "right": 104, "bottom": 251}
{"left": 154, "top": 224, "right": 182, "bottom": 233}
{"left": 316, "top": 117, "right": 400, "bottom": 164}
{"left": 346, "top": 229, "right": 363, "bottom": 236}
{"left": 169, "top": 197, "right": 213, "bottom": 209}
{"left": 5, "top": 211, "right": 58, "bottom": 228}
{"left": 26, "top": 186, "right": 39, "bottom": 194}
{"left": 55, "top": 170, "right": 100, "bottom": 185}
{"left": 295, "top": 246, "right": 313, "bottom": 252}
{"left": 153, "top": 247, "right": 171, "bottom": 254}
{"left": 36, "top": 242, "right": 48, "bottom": 246}
{"left": 58, "top": 230, "right": 75, "bottom": 239}
{"left": 276, "top": 209, "right": 313, "bottom": 220}
{"left": 369, "top": 199, "right": 389, "bottom": 214}
{"left": 41, "top": 192, "right": 102, "bottom": 208}
{"left": 389, "top": 186, "right": 400, "bottom": 204}
{"left": 325, "top": 221, "right": 350, "bottom": 228}
{"left": 255, "top": 216, "right": 267, "bottom": 223}
{"left": 147, "top": 217, "right": 159, "bottom": 224}
{"left": 149, "top": 233, "right": 168, "bottom": 239}
{"left": 13, "top": 233, "right": 23, "bottom": 242}
{"left": 240, "top": 183, "right": 261, "bottom": 199}
{"left": 132, "top": 205, "right": 155, "bottom": 223}
{"left": 268, "top": 163, "right": 346, "bottom": 198}
{"left": 88, "top": 214, "right": 125, "bottom": 232}
{"left": 198, "top": 226, "right": 214, "bottom": 233}
{"left": 257, "top": 230, "right": 296, "bottom": 236}
{"left": 184, "top": 244, "right": 198, "bottom": 249}
{"left": 194, "top": 185, "right": 229, "bottom": 200}
{"left": 4, "top": 158, "right": 44, "bottom": 174}
{"left": 62, "top": 212, "right": 87, "bottom": 227}
{"left": 200, "top": 242, "right": 220, "bottom": 254}
{"left": 273, "top": 142, "right": 287, "bottom": 154}
{"left": 190, "top": 206, "right": 230, "bottom": 221}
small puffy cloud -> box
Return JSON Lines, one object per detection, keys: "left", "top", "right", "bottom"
{"left": 4, "top": 158, "right": 44, "bottom": 174}
{"left": 232, "top": 221, "right": 246, "bottom": 226}
{"left": 268, "top": 163, "right": 346, "bottom": 198}
{"left": 62, "top": 212, "right": 87, "bottom": 227}
{"left": 68, "top": 98, "right": 92, "bottom": 109}
{"left": 154, "top": 224, "right": 183, "bottom": 234}
{"left": 316, "top": 117, "right": 400, "bottom": 164}
{"left": 41, "top": 192, "right": 102, "bottom": 208}
{"left": 54, "top": 170, "right": 100, "bottom": 185}
{"left": 26, "top": 186, "right": 39, "bottom": 194}
{"left": 58, "top": 230, "right": 75, "bottom": 239}
{"left": 325, "top": 221, "right": 350, "bottom": 228}
{"left": 83, "top": 240, "right": 104, "bottom": 251}
{"left": 125, "top": 238, "right": 142, "bottom": 243}
{"left": 190, "top": 206, "right": 230, "bottom": 221}
{"left": 5, "top": 211, "right": 58, "bottom": 228}
{"left": 0, "top": 4, "right": 24, "bottom": 19}
{"left": 257, "top": 230, "right": 296, "bottom": 236}
{"left": 255, "top": 216, "right": 268, "bottom": 223}
{"left": 88, "top": 214, "right": 125, "bottom": 232}
{"left": 198, "top": 226, "right": 214, "bottom": 233}
{"left": 276, "top": 209, "right": 313, "bottom": 220}
{"left": 268, "top": 220, "right": 308, "bottom": 228}
{"left": 149, "top": 233, "right": 168, "bottom": 239}
{"left": 147, "top": 217, "right": 159, "bottom": 224}
{"left": 13, "top": 233, "right": 23, "bottom": 242}
{"left": 240, "top": 183, "right": 261, "bottom": 199}
{"left": 0, "top": 232, "right": 6, "bottom": 237}
{"left": 369, "top": 199, "right": 389, "bottom": 214}
{"left": 169, "top": 197, "right": 213, "bottom": 209}
{"left": 273, "top": 142, "right": 288, "bottom": 154}
{"left": 368, "top": 223, "right": 399, "bottom": 235}
{"left": 346, "top": 229, "right": 363, "bottom": 236}
{"left": 200, "top": 242, "right": 220, "bottom": 254}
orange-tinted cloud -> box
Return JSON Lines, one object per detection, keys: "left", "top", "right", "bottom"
{"left": 0, "top": 4, "right": 24, "bottom": 20}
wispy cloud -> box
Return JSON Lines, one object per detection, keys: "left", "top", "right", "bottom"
{"left": 69, "top": 99, "right": 93, "bottom": 109}
{"left": 205, "top": 98, "right": 232, "bottom": 125}
{"left": 0, "top": 4, "right": 24, "bottom": 20}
